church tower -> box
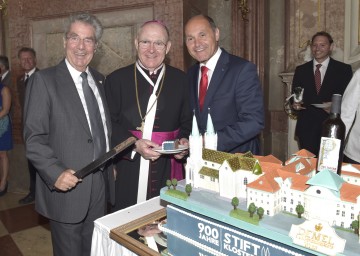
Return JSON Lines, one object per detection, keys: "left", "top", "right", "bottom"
{"left": 186, "top": 112, "right": 203, "bottom": 186}
{"left": 204, "top": 108, "right": 218, "bottom": 150}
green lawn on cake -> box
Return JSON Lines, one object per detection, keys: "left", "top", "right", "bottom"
{"left": 230, "top": 209, "right": 260, "bottom": 225}
{"left": 165, "top": 189, "right": 188, "bottom": 200}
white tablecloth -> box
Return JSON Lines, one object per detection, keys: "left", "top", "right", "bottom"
{"left": 91, "top": 197, "right": 163, "bottom": 256}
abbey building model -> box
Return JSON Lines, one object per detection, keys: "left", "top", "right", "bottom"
{"left": 186, "top": 111, "right": 360, "bottom": 230}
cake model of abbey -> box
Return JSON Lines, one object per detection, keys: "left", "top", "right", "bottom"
{"left": 185, "top": 112, "right": 360, "bottom": 228}
{"left": 159, "top": 110, "right": 360, "bottom": 256}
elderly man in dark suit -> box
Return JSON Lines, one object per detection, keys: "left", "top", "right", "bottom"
{"left": 185, "top": 15, "right": 264, "bottom": 154}
{"left": 292, "top": 31, "right": 353, "bottom": 156}
{"left": 17, "top": 47, "right": 39, "bottom": 205}
{"left": 24, "top": 12, "right": 111, "bottom": 256}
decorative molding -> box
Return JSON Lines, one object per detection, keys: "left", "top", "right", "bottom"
{"left": 238, "top": 0, "right": 250, "bottom": 21}
{"left": 344, "top": 0, "right": 360, "bottom": 65}
{"left": 279, "top": 72, "right": 297, "bottom": 120}
{"left": 0, "top": 0, "right": 7, "bottom": 15}
{"left": 30, "top": 6, "right": 154, "bottom": 75}
{"left": 279, "top": 71, "right": 299, "bottom": 159}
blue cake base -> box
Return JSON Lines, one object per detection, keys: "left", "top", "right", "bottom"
{"left": 160, "top": 180, "right": 360, "bottom": 256}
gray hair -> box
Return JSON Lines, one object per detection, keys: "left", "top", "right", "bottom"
{"left": 201, "top": 15, "right": 217, "bottom": 32}
{"left": 64, "top": 12, "right": 103, "bottom": 42}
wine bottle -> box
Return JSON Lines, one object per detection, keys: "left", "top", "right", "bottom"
{"left": 317, "top": 94, "right": 346, "bottom": 175}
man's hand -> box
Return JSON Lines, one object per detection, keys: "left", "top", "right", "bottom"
{"left": 292, "top": 102, "right": 305, "bottom": 110}
{"left": 54, "top": 169, "right": 80, "bottom": 192}
{"left": 134, "top": 139, "right": 161, "bottom": 161}
{"left": 322, "top": 101, "right": 332, "bottom": 114}
{"left": 174, "top": 138, "right": 189, "bottom": 160}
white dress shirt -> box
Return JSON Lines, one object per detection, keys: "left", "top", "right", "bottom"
{"left": 65, "top": 59, "right": 109, "bottom": 151}
{"left": 341, "top": 68, "right": 360, "bottom": 162}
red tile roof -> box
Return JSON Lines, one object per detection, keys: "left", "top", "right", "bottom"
{"left": 292, "top": 149, "right": 316, "bottom": 158}
{"left": 246, "top": 170, "right": 281, "bottom": 193}
{"left": 340, "top": 183, "right": 360, "bottom": 203}
{"left": 280, "top": 158, "right": 314, "bottom": 176}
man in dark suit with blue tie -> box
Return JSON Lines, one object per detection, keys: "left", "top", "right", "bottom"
{"left": 24, "top": 12, "right": 111, "bottom": 256}
{"left": 292, "top": 31, "right": 353, "bottom": 156}
{"left": 185, "top": 15, "right": 264, "bottom": 154}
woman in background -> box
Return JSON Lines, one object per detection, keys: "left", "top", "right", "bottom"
{"left": 0, "top": 81, "right": 12, "bottom": 196}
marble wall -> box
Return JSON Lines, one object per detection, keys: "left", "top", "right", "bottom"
{"left": 268, "top": 0, "right": 353, "bottom": 160}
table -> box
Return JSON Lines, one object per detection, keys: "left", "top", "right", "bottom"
{"left": 91, "top": 197, "right": 164, "bottom": 256}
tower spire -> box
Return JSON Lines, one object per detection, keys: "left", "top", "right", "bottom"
{"left": 205, "top": 108, "right": 218, "bottom": 150}
{"left": 191, "top": 110, "right": 200, "bottom": 137}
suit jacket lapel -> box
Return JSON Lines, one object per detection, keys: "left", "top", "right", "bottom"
{"left": 321, "top": 58, "right": 334, "bottom": 90}
{"left": 89, "top": 67, "right": 111, "bottom": 140}
{"left": 304, "top": 61, "right": 317, "bottom": 95}
{"left": 191, "top": 64, "right": 201, "bottom": 110}
{"left": 56, "top": 60, "right": 92, "bottom": 137}
{"left": 202, "top": 51, "right": 229, "bottom": 112}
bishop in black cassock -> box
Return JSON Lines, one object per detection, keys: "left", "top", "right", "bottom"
{"left": 105, "top": 62, "right": 192, "bottom": 211}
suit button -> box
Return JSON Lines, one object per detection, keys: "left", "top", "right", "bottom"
{"left": 88, "top": 139, "right": 93, "bottom": 143}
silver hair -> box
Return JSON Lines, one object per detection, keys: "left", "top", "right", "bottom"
{"left": 64, "top": 12, "right": 103, "bottom": 42}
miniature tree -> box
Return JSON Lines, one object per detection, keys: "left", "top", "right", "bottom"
{"left": 231, "top": 197, "right": 239, "bottom": 210}
{"left": 185, "top": 184, "right": 192, "bottom": 196}
{"left": 257, "top": 207, "right": 264, "bottom": 220}
{"left": 351, "top": 220, "right": 359, "bottom": 235}
{"left": 171, "top": 178, "right": 178, "bottom": 190}
{"left": 295, "top": 204, "right": 304, "bottom": 218}
{"left": 166, "top": 179, "right": 172, "bottom": 190}
{"left": 248, "top": 203, "right": 257, "bottom": 218}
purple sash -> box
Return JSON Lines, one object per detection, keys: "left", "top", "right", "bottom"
{"left": 130, "top": 129, "right": 183, "bottom": 180}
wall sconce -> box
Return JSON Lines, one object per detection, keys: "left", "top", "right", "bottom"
{"left": 238, "top": 0, "right": 250, "bottom": 21}
{"left": 224, "top": 0, "right": 250, "bottom": 21}
{"left": 0, "top": 0, "right": 7, "bottom": 15}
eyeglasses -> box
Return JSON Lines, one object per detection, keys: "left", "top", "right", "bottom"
{"left": 67, "top": 35, "right": 95, "bottom": 47}
{"left": 138, "top": 40, "right": 167, "bottom": 51}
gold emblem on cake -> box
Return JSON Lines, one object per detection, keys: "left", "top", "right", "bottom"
{"left": 315, "top": 223, "right": 323, "bottom": 232}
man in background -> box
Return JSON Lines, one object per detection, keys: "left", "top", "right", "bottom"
{"left": 292, "top": 31, "right": 353, "bottom": 156}
{"left": 185, "top": 15, "right": 264, "bottom": 154}
{"left": 17, "top": 47, "right": 39, "bottom": 204}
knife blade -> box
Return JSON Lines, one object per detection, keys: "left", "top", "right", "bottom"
{"left": 74, "top": 136, "right": 137, "bottom": 179}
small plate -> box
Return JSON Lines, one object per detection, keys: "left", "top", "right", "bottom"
{"left": 154, "top": 233, "right": 167, "bottom": 247}
{"left": 311, "top": 102, "right": 332, "bottom": 108}
{"left": 153, "top": 145, "right": 188, "bottom": 154}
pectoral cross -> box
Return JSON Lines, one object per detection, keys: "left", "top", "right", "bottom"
{"left": 136, "top": 121, "right": 144, "bottom": 133}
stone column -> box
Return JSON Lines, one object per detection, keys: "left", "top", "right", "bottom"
{"left": 279, "top": 72, "right": 299, "bottom": 159}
